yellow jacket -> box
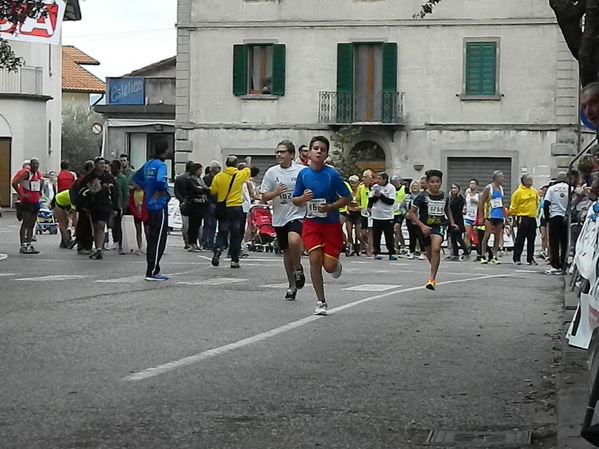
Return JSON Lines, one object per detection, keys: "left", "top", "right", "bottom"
{"left": 210, "top": 167, "right": 251, "bottom": 207}
{"left": 509, "top": 185, "right": 539, "bottom": 218}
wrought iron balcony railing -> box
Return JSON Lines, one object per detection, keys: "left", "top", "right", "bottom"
{"left": 318, "top": 91, "right": 404, "bottom": 125}
{"left": 0, "top": 66, "right": 43, "bottom": 95}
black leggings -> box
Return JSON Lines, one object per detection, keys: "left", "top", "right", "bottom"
{"left": 406, "top": 221, "right": 424, "bottom": 253}
{"left": 449, "top": 229, "right": 469, "bottom": 256}
{"left": 373, "top": 219, "right": 395, "bottom": 255}
{"left": 112, "top": 209, "right": 123, "bottom": 246}
{"left": 187, "top": 203, "right": 206, "bottom": 246}
{"left": 548, "top": 215, "right": 568, "bottom": 269}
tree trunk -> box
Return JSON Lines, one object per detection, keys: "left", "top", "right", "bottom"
{"left": 550, "top": 0, "right": 599, "bottom": 86}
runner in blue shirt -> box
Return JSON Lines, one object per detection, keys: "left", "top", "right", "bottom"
{"left": 293, "top": 136, "right": 351, "bottom": 315}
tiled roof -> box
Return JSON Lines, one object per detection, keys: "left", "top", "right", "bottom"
{"left": 62, "top": 45, "right": 106, "bottom": 93}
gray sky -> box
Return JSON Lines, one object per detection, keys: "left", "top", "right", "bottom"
{"left": 62, "top": 0, "right": 177, "bottom": 81}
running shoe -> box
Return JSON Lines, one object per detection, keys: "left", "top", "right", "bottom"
{"left": 513, "top": 260, "right": 522, "bottom": 265}
{"left": 545, "top": 267, "right": 563, "bottom": 275}
{"left": 89, "top": 250, "right": 103, "bottom": 260}
{"left": 211, "top": 249, "right": 221, "bottom": 267}
{"left": 426, "top": 279, "right": 436, "bottom": 290}
{"left": 187, "top": 245, "right": 201, "bottom": 253}
{"left": 418, "top": 253, "right": 426, "bottom": 260}
{"left": 118, "top": 248, "right": 127, "bottom": 255}
{"left": 19, "top": 246, "right": 29, "bottom": 254}
{"left": 479, "top": 257, "right": 488, "bottom": 264}
{"left": 314, "top": 301, "right": 328, "bottom": 316}
{"left": 294, "top": 265, "right": 306, "bottom": 289}
{"left": 0, "top": 253, "right": 7, "bottom": 261}
{"left": 230, "top": 261, "right": 240, "bottom": 269}
{"left": 28, "top": 246, "right": 40, "bottom": 254}
{"left": 145, "top": 274, "right": 169, "bottom": 281}
{"left": 285, "top": 287, "right": 297, "bottom": 301}
{"left": 374, "top": 255, "right": 383, "bottom": 260}
{"left": 490, "top": 258, "right": 500, "bottom": 265}
{"left": 527, "top": 259, "right": 538, "bottom": 266}
{"left": 331, "top": 261, "right": 342, "bottom": 279}
{"left": 406, "top": 253, "right": 415, "bottom": 260}
{"left": 389, "top": 255, "right": 398, "bottom": 261}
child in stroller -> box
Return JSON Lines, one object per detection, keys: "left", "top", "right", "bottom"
{"left": 247, "top": 204, "right": 279, "bottom": 253}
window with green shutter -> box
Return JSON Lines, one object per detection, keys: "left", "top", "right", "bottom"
{"left": 464, "top": 41, "right": 498, "bottom": 97}
{"left": 336, "top": 43, "right": 354, "bottom": 123}
{"left": 232, "top": 43, "right": 286, "bottom": 97}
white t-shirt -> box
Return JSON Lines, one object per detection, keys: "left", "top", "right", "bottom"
{"left": 260, "top": 162, "right": 306, "bottom": 227}
{"left": 545, "top": 181, "right": 570, "bottom": 218}
{"left": 368, "top": 183, "right": 396, "bottom": 220}
{"left": 464, "top": 191, "right": 480, "bottom": 221}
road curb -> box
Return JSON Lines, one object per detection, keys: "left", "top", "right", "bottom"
{"left": 558, "top": 275, "right": 596, "bottom": 448}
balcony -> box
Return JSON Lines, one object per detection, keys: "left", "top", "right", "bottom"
{"left": 0, "top": 66, "right": 43, "bottom": 95}
{"left": 318, "top": 91, "right": 405, "bottom": 125}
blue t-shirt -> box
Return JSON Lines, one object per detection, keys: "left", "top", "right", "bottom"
{"left": 293, "top": 165, "right": 351, "bottom": 223}
{"left": 132, "top": 159, "right": 171, "bottom": 211}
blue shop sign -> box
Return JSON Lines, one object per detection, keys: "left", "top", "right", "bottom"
{"left": 107, "top": 77, "right": 145, "bottom": 105}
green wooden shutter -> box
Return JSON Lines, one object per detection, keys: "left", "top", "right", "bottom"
{"left": 336, "top": 43, "right": 354, "bottom": 123}
{"left": 233, "top": 44, "right": 248, "bottom": 96}
{"left": 465, "top": 42, "right": 497, "bottom": 96}
{"left": 382, "top": 42, "right": 398, "bottom": 123}
{"left": 271, "top": 44, "right": 286, "bottom": 96}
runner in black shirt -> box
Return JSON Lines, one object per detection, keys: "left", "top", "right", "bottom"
{"left": 408, "top": 169, "right": 457, "bottom": 290}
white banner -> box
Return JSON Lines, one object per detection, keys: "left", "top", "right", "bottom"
{"left": 0, "top": 0, "right": 66, "bottom": 46}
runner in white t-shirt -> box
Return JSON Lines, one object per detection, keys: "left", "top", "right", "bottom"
{"left": 260, "top": 140, "right": 307, "bottom": 300}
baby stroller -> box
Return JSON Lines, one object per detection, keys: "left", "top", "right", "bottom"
{"left": 247, "top": 204, "right": 279, "bottom": 253}
{"left": 36, "top": 198, "right": 58, "bottom": 235}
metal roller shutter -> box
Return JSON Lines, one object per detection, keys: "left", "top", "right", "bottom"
{"left": 240, "top": 155, "right": 276, "bottom": 183}
{"left": 447, "top": 157, "right": 512, "bottom": 202}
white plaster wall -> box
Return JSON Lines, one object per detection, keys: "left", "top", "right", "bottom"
{"left": 0, "top": 99, "right": 49, "bottom": 172}
{"left": 185, "top": 126, "right": 554, "bottom": 191}
{"left": 190, "top": 0, "right": 551, "bottom": 23}
{"left": 1, "top": 41, "right": 63, "bottom": 174}
{"left": 189, "top": 22, "right": 564, "bottom": 126}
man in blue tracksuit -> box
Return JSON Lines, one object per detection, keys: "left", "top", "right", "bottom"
{"left": 133, "top": 140, "right": 171, "bottom": 281}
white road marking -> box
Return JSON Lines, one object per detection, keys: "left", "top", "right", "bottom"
{"left": 15, "top": 274, "right": 92, "bottom": 281}
{"left": 124, "top": 273, "right": 514, "bottom": 382}
{"left": 96, "top": 276, "right": 144, "bottom": 284}
{"left": 261, "top": 283, "right": 313, "bottom": 289}
{"left": 343, "top": 284, "right": 403, "bottom": 292}
{"left": 0, "top": 273, "right": 16, "bottom": 277}
{"left": 177, "top": 278, "right": 247, "bottom": 286}
{"left": 515, "top": 269, "right": 540, "bottom": 273}
{"left": 96, "top": 269, "right": 201, "bottom": 283}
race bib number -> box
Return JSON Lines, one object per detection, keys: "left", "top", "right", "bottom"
{"left": 279, "top": 191, "right": 292, "bottom": 204}
{"left": 490, "top": 197, "right": 503, "bottom": 209}
{"left": 29, "top": 180, "right": 41, "bottom": 192}
{"left": 393, "top": 202, "right": 401, "bottom": 212}
{"left": 466, "top": 206, "right": 477, "bottom": 217}
{"left": 307, "top": 198, "right": 327, "bottom": 218}
{"left": 427, "top": 199, "right": 446, "bottom": 217}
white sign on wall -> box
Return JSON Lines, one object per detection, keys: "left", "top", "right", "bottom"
{"left": 0, "top": 0, "right": 66, "bottom": 46}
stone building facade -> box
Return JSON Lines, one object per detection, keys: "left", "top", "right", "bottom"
{"left": 175, "top": 0, "right": 584, "bottom": 193}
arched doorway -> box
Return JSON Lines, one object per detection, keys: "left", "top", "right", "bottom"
{"left": 350, "top": 140, "right": 386, "bottom": 172}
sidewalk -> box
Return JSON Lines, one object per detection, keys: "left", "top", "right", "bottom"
{"left": 558, "top": 276, "right": 596, "bottom": 448}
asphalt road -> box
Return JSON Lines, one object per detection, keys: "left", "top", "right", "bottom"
{"left": 0, "top": 216, "right": 562, "bottom": 448}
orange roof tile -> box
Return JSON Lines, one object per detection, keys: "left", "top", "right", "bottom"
{"left": 62, "top": 45, "right": 106, "bottom": 93}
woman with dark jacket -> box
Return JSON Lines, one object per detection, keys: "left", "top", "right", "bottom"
{"left": 185, "top": 163, "right": 210, "bottom": 252}
{"left": 448, "top": 183, "right": 470, "bottom": 260}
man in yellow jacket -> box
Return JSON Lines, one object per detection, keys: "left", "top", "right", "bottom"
{"left": 509, "top": 174, "right": 540, "bottom": 265}
{"left": 210, "top": 155, "right": 252, "bottom": 268}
